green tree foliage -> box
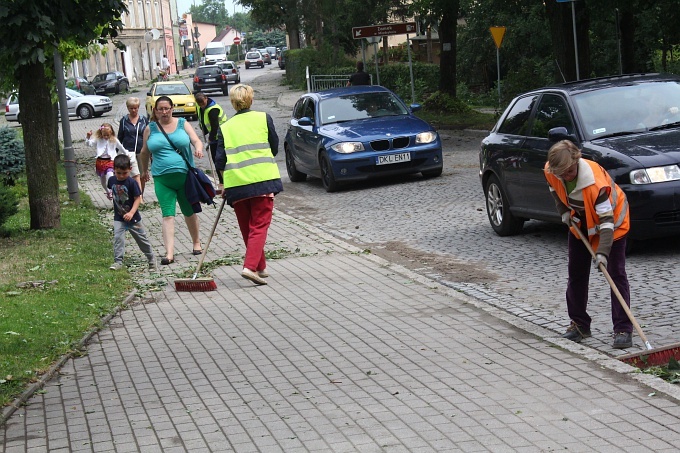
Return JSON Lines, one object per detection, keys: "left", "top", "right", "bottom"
{"left": 0, "top": 182, "right": 18, "bottom": 234}
{"left": 189, "top": 0, "right": 230, "bottom": 30}
{"left": 0, "top": 0, "right": 125, "bottom": 229}
{"left": 0, "top": 127, "right": 26, "bottom": 186}
{"left": 238, "top": 0, "right": 302, "bottom": 49}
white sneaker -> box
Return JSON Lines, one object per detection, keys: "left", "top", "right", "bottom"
{"left": 242, "top": 268, "right": 267, "bottom": 285}
{"left": 109, "top": 262, "right": 123, "bottom": 270}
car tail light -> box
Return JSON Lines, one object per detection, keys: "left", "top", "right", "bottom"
{"left": 194, "top": 76, "right": 199, "bottom": 83}
{"left": 5, "top": 105, "right": 8, "bottom": 113}
{"left": 232, "top": 69, "right": 236, "bottom": 74}
{"left": 221, "top": 74, "right": 226, "bottom": 81}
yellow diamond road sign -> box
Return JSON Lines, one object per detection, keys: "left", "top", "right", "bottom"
{"left": 490, "top": 26, "right": 506, "bottom": 49}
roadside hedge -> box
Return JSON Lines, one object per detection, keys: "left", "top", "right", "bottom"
{"left": 284, "top": 48, "right": 440, "bottom": 104}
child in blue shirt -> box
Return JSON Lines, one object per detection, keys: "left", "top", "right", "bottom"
{"left": 108, "top": 154, "right": 157, "bottom": 271}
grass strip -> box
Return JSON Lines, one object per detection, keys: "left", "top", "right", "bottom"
{"left": 0, "top": 173, "right": 132, "bottom": 407}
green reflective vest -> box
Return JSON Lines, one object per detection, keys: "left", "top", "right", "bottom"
{"left": 197, "top": 103, "right": 227, "bottom": 134}
{"left": 220, "top": 111, "right": 280, "bottom": 189}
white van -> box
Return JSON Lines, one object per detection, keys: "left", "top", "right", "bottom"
{"left": 204, "top": 42, "right": 227, "bottom": 65}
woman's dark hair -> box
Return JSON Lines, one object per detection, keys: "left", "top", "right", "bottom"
{"left": 155, "top": 96, "right": 174, "bottom": 108}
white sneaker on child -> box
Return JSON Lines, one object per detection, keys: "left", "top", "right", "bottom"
{"left": 109, "top": 262, "right": 123, "bottom": 270}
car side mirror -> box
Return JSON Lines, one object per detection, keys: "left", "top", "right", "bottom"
{"left": 147, "top": 91, "right": 152, "bottom": 96}
{"left": 548, "top": 126, "right": 578, "bottom": 143}
{"left": 410, "top": 103, "right": 422, "bottom": 113}
{"left": 298, "top": 117, "right": 313, "bottom": 126}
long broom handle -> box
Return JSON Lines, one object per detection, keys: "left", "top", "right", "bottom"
{"left": 193, "top": 196, "right": 227, "bottom": 280}
{"left": 202, "top": 130, "right": 220, "bottom": 187}
{"left": 570, "top": 220, "right": 653, "bottom": 350}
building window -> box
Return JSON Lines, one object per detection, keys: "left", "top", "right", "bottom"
{"left": 154, "top": 1, "right": 161, "bottom": 28}
{"left": 127, "top": 0, "right": 136, "bottom": 28}
{"left": 146, "top": 1, "right": 153, "bottom": 28}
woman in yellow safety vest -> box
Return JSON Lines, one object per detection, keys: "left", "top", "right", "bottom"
{"left": 215, "top": 84, "right": 283, "bottom": 285}
{"left": 544, "top": 140, "right": 633, "bottom": 349}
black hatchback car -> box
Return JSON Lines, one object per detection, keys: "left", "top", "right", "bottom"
{"left": 479, "top": 73, "right": 680, "bottom": 241}
{"left": 192, "top": 65, "right": 228, "bottom": 95}
{"left": 91, "top": 71, "right": 129, "bottom": 94}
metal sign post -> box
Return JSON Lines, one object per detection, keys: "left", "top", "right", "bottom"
{"left": 557, "top": 0, "right": 579, "bottom": 80}
{"left": 489, "top": 26, "right": 506, "bottom": 107}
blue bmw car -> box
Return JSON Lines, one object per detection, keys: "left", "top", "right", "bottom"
{"left": 284, "top": 86, "right": 443, "bottom": 192}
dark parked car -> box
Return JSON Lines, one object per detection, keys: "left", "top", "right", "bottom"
{"left": 91, "top": 71, "right": 129, "bottom": 94}
{"left": 479, "top": 73, "right": 680, "bottom": 241}
{"left": 65, "top": 77, "right": 96, "bottom": 95}
{"left": 284, "top": 85, "right": 443, "bottom": 192}
{"left": 277, "top": 47, "right": 287, "bottom": 70}
{"left": 192, "top": 65, "right": 228, "bottom": 95}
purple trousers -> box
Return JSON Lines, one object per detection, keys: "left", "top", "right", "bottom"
{"left": 566, "top": 232, "right": 633, "bottom": 333}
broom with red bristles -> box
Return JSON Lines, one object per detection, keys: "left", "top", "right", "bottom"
{"left": 175, "top": 196, "right": 227, "bottom": 292}
{"left": 571, "top": 220, "right": 680, "bottom": 369}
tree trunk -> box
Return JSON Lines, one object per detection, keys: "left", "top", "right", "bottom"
{"left": 438, "top": 2, "right": 458, "bottom": 96}
{"left": 619, "top": 9, "right": 638, "bottom": 73}
{"left": 18, "top": 62, "right": 61, "bottom": 229}
{"left": 287, "top": 21, "right": 301, "bottom": 49}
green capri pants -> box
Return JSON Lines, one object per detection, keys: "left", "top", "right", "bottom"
{"left": 153, "top": 172, "right": 194, "bottom": 217}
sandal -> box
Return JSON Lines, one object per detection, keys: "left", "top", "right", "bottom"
{"left": 192, "top": 249, "right": 203, "bottom": 255}
{"left": 160, "top": 257, "right": 175, "bottom": 265}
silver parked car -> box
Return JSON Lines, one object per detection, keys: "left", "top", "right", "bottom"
{"left": 245, "top": 51, "right": 264, "bottom": 69}
{"left": 4, "top": 88, "right": 112, "bottom": 122}
{"left": 216, "top": 61, "right": 241, "bottom": 84}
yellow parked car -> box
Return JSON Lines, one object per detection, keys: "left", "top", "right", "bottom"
{"left": 145, "top": 81, "right": 197, "bottom": 120}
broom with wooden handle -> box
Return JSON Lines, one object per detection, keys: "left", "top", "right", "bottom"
{"left": 570, "top": 220, "right": 680, "bottom": 368}
{"left": 174, "top": 196, "right": 227, "bottom": 291}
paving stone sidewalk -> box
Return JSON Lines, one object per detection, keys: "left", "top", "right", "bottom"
{"left": 3, "top": 100, "right": 680, "bottom": 453}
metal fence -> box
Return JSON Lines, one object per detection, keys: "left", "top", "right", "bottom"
{"left": 306, "top": 67, "right": 372, "bottom": 93}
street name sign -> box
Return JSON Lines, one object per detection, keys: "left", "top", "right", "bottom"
{"left": 352, "top": 22, "right": 416, "bottom": 39}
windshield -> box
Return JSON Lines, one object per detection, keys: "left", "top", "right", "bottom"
{"left": 246, "top": 53, "right": 260, "bottom": 59}
{"left": 154, "top": 83, "right": 190, "bottom": 96}
{"left": 205, "top": 47, "right": 225, "bottom": 55}
{"left": 65, "top": 88, "right": 83, "bottom": 98}
{"left": 319, "top": 91, "right": 409, "bottom": 125}
{"left": 573, "top": 81, "right": 680, "bottom": 140}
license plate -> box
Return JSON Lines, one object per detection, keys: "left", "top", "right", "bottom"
{"left": 376, "top": 152, "right": 411, "bottom": 165}
{"left": 204, "top": 78, "right": 215, "bottom": 82}
{"left": 174, "top": 108, "right": 184, "bottom": 113}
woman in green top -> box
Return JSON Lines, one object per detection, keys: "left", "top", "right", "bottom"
{"left": 139, "top": 96, "right": 205, "bottom": 265}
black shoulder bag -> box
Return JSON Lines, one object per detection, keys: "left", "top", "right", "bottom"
{"left": 155, "top": 121, "right": 215, "bottom": 211}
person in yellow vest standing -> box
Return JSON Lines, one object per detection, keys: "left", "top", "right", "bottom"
{"left": 216, "top": 84, "right": 283, "bottom": 285}
{"left": 195, "top": 92, "right": 228, "bottom": 194}
{"left": 544, "top": 140, "right": 633, "bottom": 349}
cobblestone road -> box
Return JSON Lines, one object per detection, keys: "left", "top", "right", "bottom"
{"left": 4, "top": 67, "right": 679, "bottom": 360}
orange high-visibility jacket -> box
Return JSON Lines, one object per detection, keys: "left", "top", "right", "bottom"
{"left": 545, "top": 159, "right": 629, "bottom": 250}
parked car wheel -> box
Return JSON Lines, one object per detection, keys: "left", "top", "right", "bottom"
{"left": 116, "top": 81, "right": 128, "bottom": 94}
{"left": 484, "top": 175, "right": 524, "bottom": 236}
{"left": 78, "top": 104, "right": 94, "bottom": 119}
{"left": 319, "top": 151, "right": 338, "bottom": 192}
{"left": 285, "top": 146, "right": 306, "bottom": 182}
